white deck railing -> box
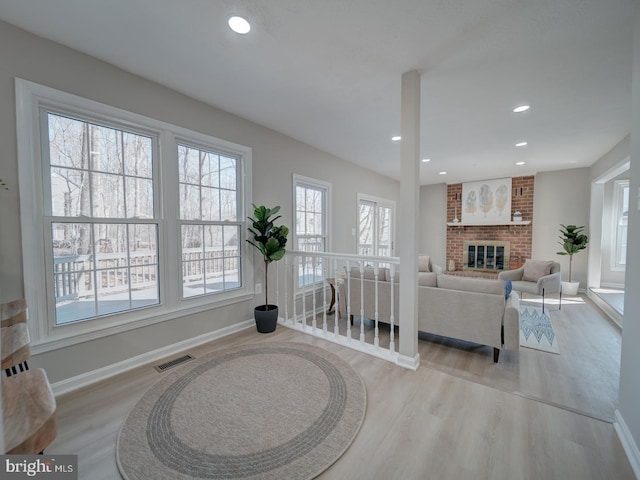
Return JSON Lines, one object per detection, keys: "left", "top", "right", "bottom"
{"left": 274, "top": 250, "right": 410, "bottom": 366}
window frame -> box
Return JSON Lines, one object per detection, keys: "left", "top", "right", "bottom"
{"left": 292, "top": 174, "right": 332, "bottom": 289}
{"left": 292, "top": 174, "right": 332, "bottom": 253}
{"left": 176, "top": 139, "right": 244, "bottom": 299}
{"left": 611, "top": 179, "right": 629, "bottom": 270}
{"left": 43, "top": 110, "right": 162, "bottom": 326}
{"left": 356, "top": 193, "right": 396, "bottom": 257}
{"left": 16, "top": 79, "right": 253, "bottom": 352}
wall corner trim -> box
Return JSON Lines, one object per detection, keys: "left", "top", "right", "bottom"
{"left": 50, "top": 319, "right": 254, "bottom": 396}
{"left": 614, "top": 409, "right": 640, "bottom": 479}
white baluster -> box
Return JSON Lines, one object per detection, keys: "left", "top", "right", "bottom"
{"left": 359, "top": 261, "right": 365, "bottom": 345}
{"left": 389, "top": 263, "right": 396, "bottom": 354}
{"left": 334, "top": 259, "right": 340, "bottom": 338}
{"left": 311, "top": 255, "right": 317, "bottom": 333}
{"left": 292, "top": 256, "right": 297, "bottom": 325}
{"left": 374, "top": 263, "right": 379, "bottom": 349}
{"left": 322, "top": 257, "right": 328, "bottom": 335}
{"left": 302, "top": 255, "right": 307, "bottom": 330}
{"left": 346, "top": 260, "right": 352, "bottom": 341}
{"left": 284, "top": 255, "right": 289, "bottom": 324}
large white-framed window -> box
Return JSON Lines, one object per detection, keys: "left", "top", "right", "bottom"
{"left": 612, "top": 179, "right": 629, "bottom": 269}
{"left": 178, "top": 143, "right": 242, "bottom": 298}
{"left": 293, "top": 174, "right": 331, "bottom": 287}
{"left": 357, "top": 193, "right": 395, "bottom": 257}
{"left": 16, "top": 79, "right": 253, "bottom": 351}
{"left": 45, "top": 112, "right": 160, "bottom": 325}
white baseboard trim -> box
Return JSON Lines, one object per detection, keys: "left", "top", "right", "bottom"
{"left": 614, "top": 409, "right": 640, "bottom": 479}
{"left": 396, "top": 352, "right": 421, "bottom": 371}
{"left": 51, "top": 319, "right": 254, "bottom": 396}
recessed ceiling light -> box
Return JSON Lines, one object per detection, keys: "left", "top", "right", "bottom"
{"left": 515, "top": 142, "right": 528, "bottom": 147}
{"left": 439, "top": 171, "right": 447, "bottom": 175}
{"left": 516, "top": 161, "right": 526, "bottom": 166}
{"left": 228, "top": 16, "right": 251, "bottom": 34}
{"left": 421, "top": 158, "right": 431, "bottom": 163}
{"left": 513, "top": 105, "right": 530, "bottom": 113}
{"left": 392, "top": 136, "right": 402, "bottom": 141}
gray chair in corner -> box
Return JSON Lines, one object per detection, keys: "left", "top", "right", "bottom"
{"left": 498, "top": 260, "right": 562, "bottom": 313}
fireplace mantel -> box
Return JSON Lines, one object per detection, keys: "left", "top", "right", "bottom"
{"left": 447, "top": 221, "right": 531, "bottom": 227}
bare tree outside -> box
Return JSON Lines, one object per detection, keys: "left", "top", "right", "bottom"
{"left": 358, "top": 201, "right": 374, "bottom": 255}
{"left": 358, "top": 199, "right": 393, "bottom": 257}
{"left": 295, "top": 184, "right": 326, "bottom": 286}
{"left": 48, "top": 112, "right": 158, "bottom": 324}
{"left": 178, "top": 144, "right": 240, "bottom": 298}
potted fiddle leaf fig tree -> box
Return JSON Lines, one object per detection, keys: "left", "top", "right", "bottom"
{"left": 247, "top": 204, "right": 289, "bottom": 333}
{"left": 557, "top": 224, "right": 589, "bottom": 296}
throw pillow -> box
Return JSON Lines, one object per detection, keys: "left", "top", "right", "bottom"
{"left": 505, "top": 279, "right": 512, "bottom": 300}
{"left": 418, "top": 255, "right": 431, "bottom": 272}
{"left": 522, "top": 260, "right": 554, "bottom": 282}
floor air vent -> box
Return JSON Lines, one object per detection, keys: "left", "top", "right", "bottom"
{"left": 154, "top": 354, "right": 195, "bottom": 372}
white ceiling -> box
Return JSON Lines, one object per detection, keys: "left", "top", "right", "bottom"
{"left": 0, "top": 0, "right": 634, "bottom": 185}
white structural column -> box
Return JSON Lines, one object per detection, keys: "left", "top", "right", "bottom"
{"left": 397, "top": 70, "right": 421, "bottom": 370}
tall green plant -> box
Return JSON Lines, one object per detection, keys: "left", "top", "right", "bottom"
{"left": 246, "top": 204, "right": 289, "bottom": 308}
{"left": 557, "top": 224, "right": 588, "bottom": 282}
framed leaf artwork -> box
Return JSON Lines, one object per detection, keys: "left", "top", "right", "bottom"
{"left": 461, "top": 178, "right": 512, "bottom": 224}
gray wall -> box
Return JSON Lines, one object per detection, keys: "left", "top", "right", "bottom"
{"left": 419, "top": 183, "right": 447, "bottom": 268}
{"left": 618, "top": 5, "right": 640, "bottom": 466}
{"left": 0, "top": 21, "right": 398, "bottom": 383}
{"left": 532, "top": 168, "right": 591, "bottom": 287}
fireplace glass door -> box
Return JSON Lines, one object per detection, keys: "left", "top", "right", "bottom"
{"left": 466, "top": 244, "right": 506, "bottom": 271}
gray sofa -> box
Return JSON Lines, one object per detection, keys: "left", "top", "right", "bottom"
{"left": 338, "top": 268, "right": 520, "bottom": 362}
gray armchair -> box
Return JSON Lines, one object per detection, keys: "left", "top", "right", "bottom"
{"left": 498, "top": 260, "right": 561, "bottom": 313}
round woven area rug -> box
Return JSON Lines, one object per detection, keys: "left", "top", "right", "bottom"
{"left": 117, "top": 342, "right": 367, "bottom": 480}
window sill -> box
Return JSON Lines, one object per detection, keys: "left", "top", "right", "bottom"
{"left": 30, "top": 292, "right": 254, "bottom": 355}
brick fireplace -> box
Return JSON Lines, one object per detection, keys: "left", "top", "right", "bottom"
{"left": 446, "top": 176, "right": 533, "bottom": 272}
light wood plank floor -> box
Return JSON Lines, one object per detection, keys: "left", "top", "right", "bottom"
{"left": 48, "top": 294, "right": 633, "bottom": 479}
{"left": 416, "top": 294, "right": 622, "bottom": 422}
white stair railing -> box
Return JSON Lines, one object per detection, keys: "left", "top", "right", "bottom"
{"left": 276, "top": 251, "right": 404, "bottom": 365}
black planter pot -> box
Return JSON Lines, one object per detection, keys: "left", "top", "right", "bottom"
{"left": 254, "top": 304, "right": 278, "bottom": 333}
